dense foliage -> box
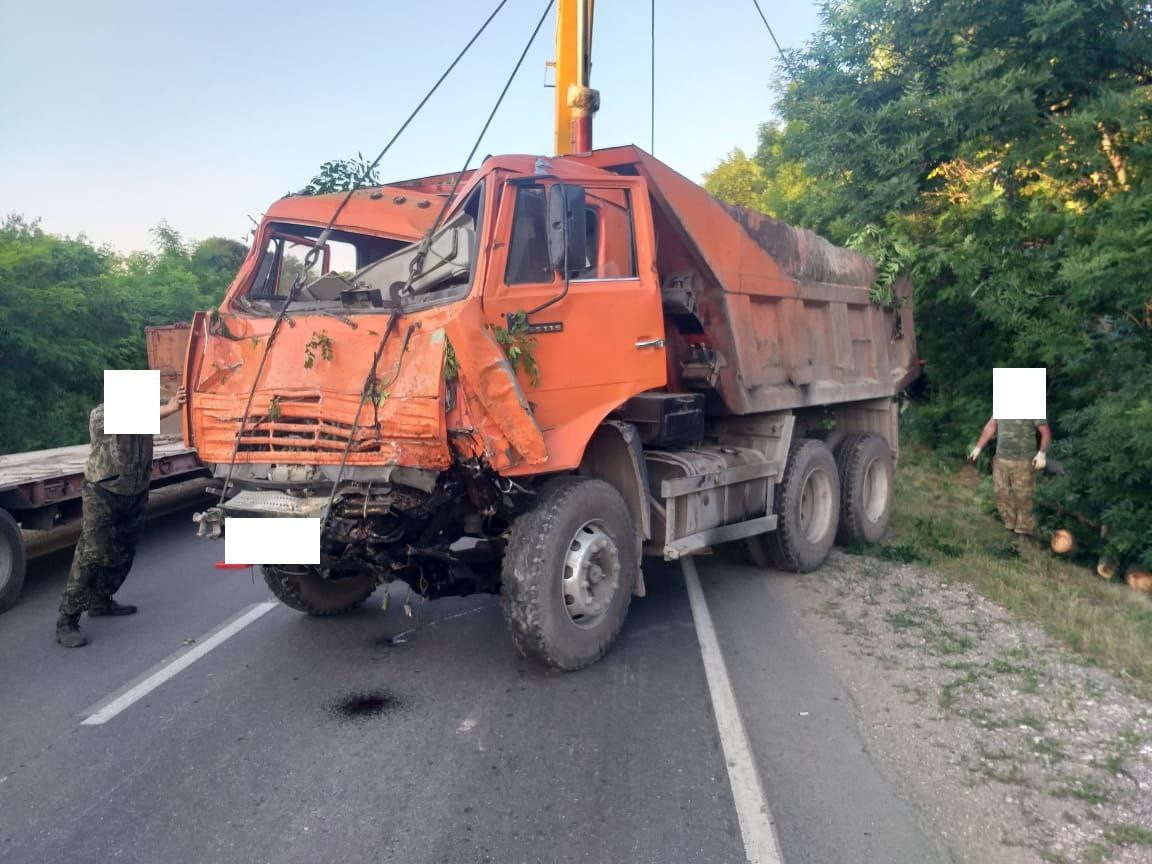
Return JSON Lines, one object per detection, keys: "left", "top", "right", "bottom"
{"left": 296, "top": 153, "right": 382, "bottom": 196}
{"left": 0, "top": 216, "right": 245, "bottom": 454}
{"left": 0, "top": 151, "right": 376, "bottom": 455}
{"left": 705, "top": 0, "right": 1152, "bottom": 566}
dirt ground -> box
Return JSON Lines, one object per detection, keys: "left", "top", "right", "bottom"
{"left": 788, "top": 550, "right": 1152, "bottom": 864}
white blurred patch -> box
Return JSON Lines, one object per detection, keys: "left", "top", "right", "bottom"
{"left": 225, "top": 517, "right": 321, "bottom": 565}
{"left": 103, "top": 369, "right": 160, "bottom": 434}
{"left": 992, "top": 367, "right": 1046, "bottom": 419}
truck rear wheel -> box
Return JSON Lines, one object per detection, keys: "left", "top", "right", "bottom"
{"left": 262, "top": 565, "right": 377, "bottom": 616}
{"left": 501, "top": 477, "right": 636, "bottom": 671}
{"left": 760, "top": 439, "right": 840, "bottom": 573}
{"left": 0, "top": 509, "right": 27, "bottom": 615}
{"left": 835, "top": 433, "right": 894, "bottom": 545}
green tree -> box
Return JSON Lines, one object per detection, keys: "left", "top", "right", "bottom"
{"left": 297, "top": 152, "right": 382, "bottom": 196}
{"left": 708, "top": 0, "right": 1152, "bottom": 566}
{"left": 0, "top": 216, "right": 245, "bottom": 453}
{"left": 0, "top": 216, "right": 119, "bottom": 452}
{"left": 703, "top": 148, "right": 768, "bottom": 209}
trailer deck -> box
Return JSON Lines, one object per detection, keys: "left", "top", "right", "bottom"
{"left": 0, "top": 436, "right": 209, "bottom": 613}
{"left": 0, "top": 436, "right": 203, "bottom": 522}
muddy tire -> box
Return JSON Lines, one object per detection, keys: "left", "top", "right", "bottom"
{"left": 501, "top": 477, "right": 636, "bottom": 671}
{"left": 0, "top": 509, "right": 27, "bottom": 615}
{"left": 262, "top": 565, "right": 376, "bottom": 616}
{"left": 835, "top": 433, "right": 894, "bottom": 545}
{"left": 764, "top": 439, "right": 840, "bottom": 572}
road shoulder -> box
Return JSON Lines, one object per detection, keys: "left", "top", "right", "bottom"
{"left": 787, "top": 550, "right": 1152, "bottom": 864}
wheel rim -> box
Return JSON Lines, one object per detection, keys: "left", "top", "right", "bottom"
{"left": 862, "top": 459, "right": 890, "bottom": 523}
{"left": 799, "top": 467, "right": 835, "bottom": 543}
{"left": 562, "top": 520, "right": 621, "bottom": 629}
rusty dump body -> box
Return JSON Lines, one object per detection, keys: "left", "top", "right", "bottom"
{"left": 187, "top": 145, "right": 916, "bottom": 618}
{"left": 586, "top": 147, "right": 917, "bottom": 413}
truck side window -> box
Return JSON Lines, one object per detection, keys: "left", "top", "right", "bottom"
{"left": 250, "top": 238, "right": 284, "bottom": 298}
{"left": 578, "top": 188, "right": 636, "bottom": 280}
{"left": 248, "top": 238, "right": 320, "bottom": 298}
{"left": 578, "top": 207, "right": 599, "bottom": 279}
{"left": 505, "top": 185, "right": 553, "bottom": 285}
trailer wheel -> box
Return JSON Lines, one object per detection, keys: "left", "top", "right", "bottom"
{"left": 501, "top": 477, "right": 636, "bottom": 671}
{"left": 763, "top": 439, "right": 840, "bottom": 573}
{"left": 0, "top": 509, "right": 27, "bottom": 615}
{"left": 835, "top": 433, "right": 894, "bottom": 545}
{"left": 262, "top": 565, "right": 376, "bottom": 616}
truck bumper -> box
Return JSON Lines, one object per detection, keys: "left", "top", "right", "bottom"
{"left": 193, "top": 490, "right": 331, "bottom": 538}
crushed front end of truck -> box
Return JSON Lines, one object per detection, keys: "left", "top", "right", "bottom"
{"left": 187, "top": 176, "right": 550, "bottom": 606}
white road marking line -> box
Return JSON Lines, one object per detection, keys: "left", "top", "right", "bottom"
{"left": 682, "top": 557, "right": 785, "bottom": 864}
{"left": 80, "top": 601, "right": 279, "bottom": 726}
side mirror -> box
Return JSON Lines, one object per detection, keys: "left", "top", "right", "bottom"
{"left": 547, "top": 184, "right": 587, "bottom": 273}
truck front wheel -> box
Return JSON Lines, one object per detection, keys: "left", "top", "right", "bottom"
{"left": 0, "top": 508, "right": 27, "bottom": 615}
{"left": 262, "top": 565, "right": 377, "bottom": 616}
{"left": 501, "top": 477, "right": 636, "bottom": 671}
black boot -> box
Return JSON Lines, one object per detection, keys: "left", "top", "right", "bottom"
{"left": 56, "top": 614, "right": 89, "bottom": 648}
{"left": 88, "top": 596, "right": 138, "bottom": 617}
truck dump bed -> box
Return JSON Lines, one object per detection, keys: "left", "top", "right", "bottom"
{"left": 588, "top": 146, "right": 918, "bottom": 414}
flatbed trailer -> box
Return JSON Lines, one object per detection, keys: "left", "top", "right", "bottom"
{"left": 0, "top": 436, "right": 207, "bottom": 613}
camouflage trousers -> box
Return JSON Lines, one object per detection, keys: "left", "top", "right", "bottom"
{"left": 59, "top": 481, "right": 149, "bottom": 616}
{"left": 993, "top": 458, "right": 1036, "bottom": 535}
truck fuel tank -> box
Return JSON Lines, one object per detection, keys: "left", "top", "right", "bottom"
{"left": 645, "top": 445, "right": 779, "bottom": 560}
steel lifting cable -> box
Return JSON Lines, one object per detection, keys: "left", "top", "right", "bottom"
{"left": 427, "top": 0, "right": 559, "bottom": 243}
{"left": 750, "top": 0, "right": 797, "bottom": 78}
{"left": 319, "top": 0, "right": 559, "bottom": 528}
{"left": 407, "top": 0, "right": 558, "bottom": 285}
{"left": 214, "top": 0, "right": 511, "bottom": 507}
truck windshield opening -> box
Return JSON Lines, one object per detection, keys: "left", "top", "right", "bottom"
{"left": 240, "top": 183, "right": 484, "bottom": 314}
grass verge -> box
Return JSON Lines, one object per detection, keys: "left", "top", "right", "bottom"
{"left": 850, "top": 446, "right": 1152, "bottom": 689}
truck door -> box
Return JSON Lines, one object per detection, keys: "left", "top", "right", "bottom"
{"left": 483, "top": 176, "right": 666, "bottom": 472}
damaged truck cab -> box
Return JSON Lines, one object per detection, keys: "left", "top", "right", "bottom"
{"left": 186, "top": 146, "right": 917, "bottom": 670}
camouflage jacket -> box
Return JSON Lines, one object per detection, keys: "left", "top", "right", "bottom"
{"left": 83, "top": 404, "right": 154, "bottom": 495}
{"left": 996, "top": 419, "right": 1046, "bottom": 461}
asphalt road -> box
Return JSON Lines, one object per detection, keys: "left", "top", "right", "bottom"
{"left": 1, "top": 506, "right": 954, "bottom": 864}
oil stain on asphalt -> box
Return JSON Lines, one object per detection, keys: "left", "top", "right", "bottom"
{"left": 329, "top": 691, "right": 402, "bottom": 720}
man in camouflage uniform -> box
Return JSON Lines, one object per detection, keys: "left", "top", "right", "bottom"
{"left": 55, "top": 389, "right": 184, "bottom": 647}
{"left": 967, "top": 417, "right": 1051, "bottom": 536}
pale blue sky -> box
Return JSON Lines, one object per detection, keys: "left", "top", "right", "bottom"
{"left": 1, "top": 0, "right": 820, "bottom": 252}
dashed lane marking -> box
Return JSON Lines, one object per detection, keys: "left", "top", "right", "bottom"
{"left": 80, "top": 601, "right": 279, "bottom": 726}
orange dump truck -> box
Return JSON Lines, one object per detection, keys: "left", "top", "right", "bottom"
{"left": 186, "top": 145, "right": 916, "bottom": 669}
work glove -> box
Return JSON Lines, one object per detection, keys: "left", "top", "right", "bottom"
{"left": 967, "top": 446, "right": 982, "bottom": 463}
{"left": 1032, "top": 451, "right": 1047, "bottom": 470}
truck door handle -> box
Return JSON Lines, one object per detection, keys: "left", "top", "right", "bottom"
{"left": 635, "top": 339, "right": 666, "bottom": 350}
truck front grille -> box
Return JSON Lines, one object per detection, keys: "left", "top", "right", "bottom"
{"left": 235, "top": 402, "right": 382, "bottom": 455}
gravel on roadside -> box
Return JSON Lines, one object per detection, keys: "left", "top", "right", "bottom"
{"left": 788, "top": 550, "right": 1152, "bottom": 864}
